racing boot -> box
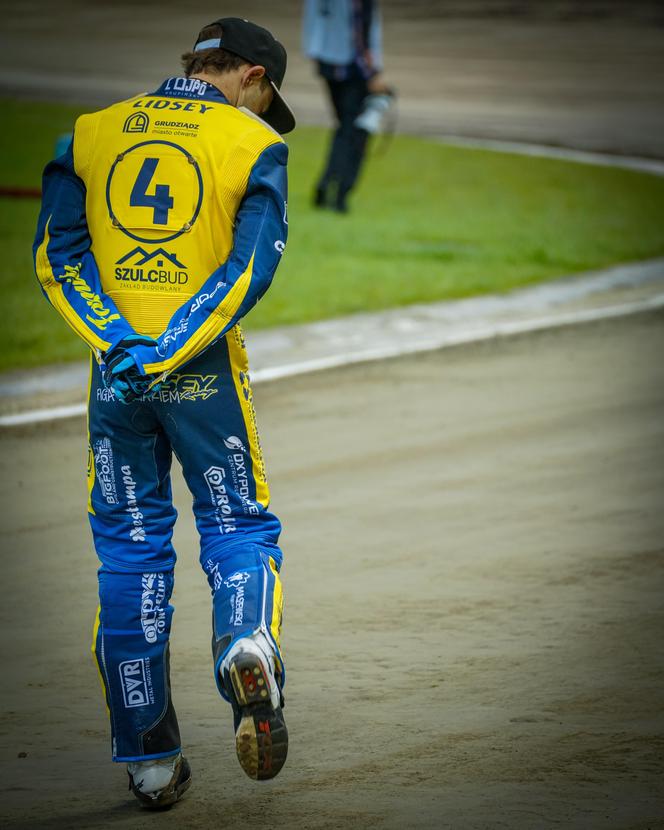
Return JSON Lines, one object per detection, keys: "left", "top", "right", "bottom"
{"left": 220, "top": 631, "right": 288, "bottom": 780}
{"left": 127, "top": 752, "right": 191, "bottom": 809}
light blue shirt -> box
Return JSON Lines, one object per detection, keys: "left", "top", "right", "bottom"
{"left": 302, "top": 0, "right": 383, "bottom": 73}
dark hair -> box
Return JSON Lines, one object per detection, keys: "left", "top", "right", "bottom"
{"left": 182, "top": 23, "right": 268, "bottom": 86}
{"left": 182, "top": 52, "right": 246, "bottom": 78}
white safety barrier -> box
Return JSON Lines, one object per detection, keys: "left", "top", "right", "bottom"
{"left": 2, "top": 294, "right": 662, "bottom": 428}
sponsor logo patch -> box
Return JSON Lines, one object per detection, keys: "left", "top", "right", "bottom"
{"left": 153, "top": 119, "right": 201, "bottom": 137}
{"left": 204, "top": 466, "right": 236, "bottom": 535}
{"left": 147, "top": 373, "right": 219, "bottom": 402}
{"left": 61, "top": 262, "right": 121, "bottom": 331}
{"left": 115, "top": 247, "right": 188, "bottom": 289}
{"left": 228, "top": 584, "right": 246, "bottom": 627}
{"left": 119, "top": 658, "right": 154, "bottom": 708}
{"left": 226, "top": 450, "right": 260, "bottom": 516}
{"left": 162, "top": 77, "right": 209, "bottom": 97}
{"left": 225, "top": 572, "right": 252, "bottom": 626}
{"left": 96, "top": 387, "right": 116, "bottom": 402}
{"left": 95, "top": 373, "right": 219, "bottom": 404}
{"left": 93, "top": 437, "right": 118, "bottom": 505}
{"left": 223, "top": 571, "right": 250, "bottom": 589}
{"left": 122, "top": 465, "right": 146, "bottom": 542}
{"left": 190, "top": 279, "right": 226, "bottom": 313}
{"left": 204, "top": 563, "right": 249, "bottom": 627}
{"left": 123, "top": 112, "right": 150, "bottom": 134}
{"left": 141, "top": 573, "right": 167, "bottom": 643}
{"left": 223, "top": 435, "right": 246, "bottom": 452}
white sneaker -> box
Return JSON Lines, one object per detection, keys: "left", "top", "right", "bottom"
{"left": 127, "top": 752, "right": 191, "bottom": 809}
{"left": 220, "top": 631, "right": 288, "bottom": 780}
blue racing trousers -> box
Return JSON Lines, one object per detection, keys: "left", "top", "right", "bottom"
{"left": 87, "top": 327, "right": 285, "bottom": 762}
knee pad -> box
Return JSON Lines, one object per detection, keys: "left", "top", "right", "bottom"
{"left": 203, "top": 545, "right": 284, "bottom": 697}
{"left": 93, "top": 569, "right": 180, "bottom": 761}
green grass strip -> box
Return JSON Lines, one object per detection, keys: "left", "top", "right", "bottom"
{"left": 2, "top": 98, "right": 664, "bottom": 371}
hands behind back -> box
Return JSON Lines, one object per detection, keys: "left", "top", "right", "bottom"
{"left": 103, "top": 335, "right": 162, "bottom": 404}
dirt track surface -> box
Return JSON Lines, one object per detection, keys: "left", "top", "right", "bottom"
{"left": 1, "top": 312, "right": 663, "bottom": 829}
{"left": 2, "top": 0, "right": 664, "bottom": 156}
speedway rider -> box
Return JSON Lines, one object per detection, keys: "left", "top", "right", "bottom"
{"left": 33, "top": 17, "right": 294, "bottom": 808}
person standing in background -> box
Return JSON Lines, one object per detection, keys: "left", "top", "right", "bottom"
{"left": 303, "top": 0, "right": 390, "bottom": 213}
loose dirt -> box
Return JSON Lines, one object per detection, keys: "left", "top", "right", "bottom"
{"left": 1, "top": 312, "right": 663, "bottom": 829}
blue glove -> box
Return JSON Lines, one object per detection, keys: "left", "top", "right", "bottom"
{"left": 103, "top": 335, "right": 162, "bottom": 404}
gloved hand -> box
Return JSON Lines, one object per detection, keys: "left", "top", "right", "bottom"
{"left": 103, "top": 335, "right": 162, "bottom": 404}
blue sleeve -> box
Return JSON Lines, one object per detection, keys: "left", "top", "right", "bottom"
{"left": 33, "top": 140, "right": 135, "bottom": 356}
{"left": 128, "top": 141, "right": 289, "bottom": 378}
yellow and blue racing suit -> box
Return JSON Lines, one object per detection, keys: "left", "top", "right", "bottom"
{"left": 33, "top": 77, "right": 288, "bottom": 762}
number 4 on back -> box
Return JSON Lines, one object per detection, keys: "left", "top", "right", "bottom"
{"left": 130, "top": 158, "right": 173, "bottom": 225}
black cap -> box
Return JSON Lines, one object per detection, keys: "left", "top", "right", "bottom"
{"left": 194, "top": 17, "right": 295, "bottom": 135}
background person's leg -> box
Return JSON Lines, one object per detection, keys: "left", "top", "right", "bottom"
{"left": 316, "top": 77, "right": 346, "bottom": 204}
{"left": 317, "top": 77, "right": 369, "bottom": 211}
{"left": 334, "top": 77, "right": 370, "bottom": 210}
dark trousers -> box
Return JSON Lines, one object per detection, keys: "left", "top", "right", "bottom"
{"left": 318, "top": 76, "right": 369, "bottom": 207}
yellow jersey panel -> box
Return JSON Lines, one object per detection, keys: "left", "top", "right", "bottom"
{"left": 73, "top": 80, "right": 282, "bottom": 337}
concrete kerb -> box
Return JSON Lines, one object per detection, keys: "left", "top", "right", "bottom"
{"left": 2, "top": 286, "right": 663, "bottom": 428}
{"left": 432, "top": 135, "right": 664, "bottom": 177}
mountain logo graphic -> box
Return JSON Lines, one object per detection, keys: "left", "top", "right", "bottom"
{"left": 116, "top": 247, "right": 186, "bottom": 269}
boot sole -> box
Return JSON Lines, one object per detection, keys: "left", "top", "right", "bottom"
{"left": 228, "top": 653, "right": 288, "bottom": 781}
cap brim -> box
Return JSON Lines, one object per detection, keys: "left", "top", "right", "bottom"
{"left": 262, "top": 81, "right": 296, "bottom": 135}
